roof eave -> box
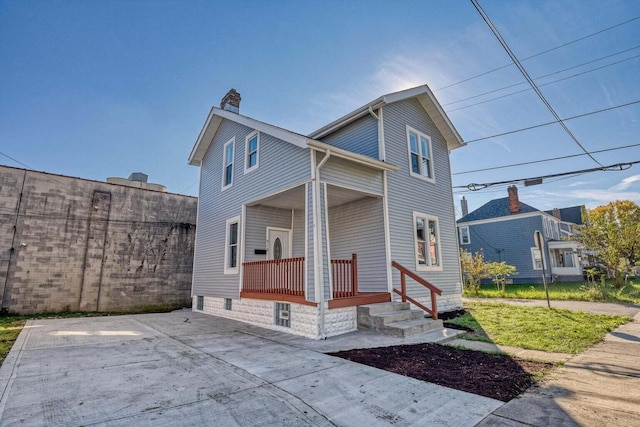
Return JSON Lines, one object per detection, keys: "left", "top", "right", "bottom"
{"left": 307, "top": 140, "right": 399, "bottom": 172}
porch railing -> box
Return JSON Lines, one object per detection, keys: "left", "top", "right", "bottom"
{"left": 243, "top": 257, "right": 305, "bottom": 296}
{"left": 331, "top": 253, "right": 358, "bottom": 298}
{"left": 391, "top": 261, "right": 442, "bottom": 319}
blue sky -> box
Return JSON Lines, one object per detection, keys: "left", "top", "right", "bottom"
{"left": 1, "top": 0, "right": 638, "bottom": 216}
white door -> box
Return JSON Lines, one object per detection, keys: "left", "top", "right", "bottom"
{"left": 267, "top": 228, "right": 291, "bottom": 260}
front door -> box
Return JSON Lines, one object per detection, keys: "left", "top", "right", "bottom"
{"left": 267, "top": 228, "right": 291, "bottom": 260}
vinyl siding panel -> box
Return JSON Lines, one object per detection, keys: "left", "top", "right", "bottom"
{"left": 320, "top": 184, "right": 330, "bottom": 300}
{"left": 462, "top": 215, "right": 549, "bottom": 283}
{"left": 319, "top": 114, "right": 378, "bottom": 158}
{"left": 306, "top": 182, "right": 315, "bottom": 300}
{"left": 319, "top": 156, "right": 383, "bottom": 195}
{"left": 244, "top": 206, "right": 292, "bottom": 263}
{"left": 192, "top": 119, "right": 310, "bottom": 299}
{"left": 292, "top": 208, "right": 305, "bottom": 257}
{"left": 383, "top": 99, "right": 461, "bottom": 299}
{"left": 328, "top": 198, "right": 387, "bottom": 293}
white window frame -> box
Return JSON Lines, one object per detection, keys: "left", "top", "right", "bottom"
{"left": 406, "top": 125, "right": 435, "bottom": 183}
{"left": 413, "top": 211, "right": 443, "bottom": 271}
{"left": 244, "top": 131, "right": 260, "bottom": 174}
{"left": 224, "top": 216, "right": 240, "bottom": 275}
{"left": 531, "top": 247, "right": 543, "bottom": 270}
{"left": 459, "top": 226, "right": 470, "bottom": 245}
{"left": 222, "top": 137, "right": 235, "bottom": 191}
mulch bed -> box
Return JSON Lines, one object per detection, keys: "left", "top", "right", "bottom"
{"left": 329, "top": 343, "right": 554, "bottom": 402}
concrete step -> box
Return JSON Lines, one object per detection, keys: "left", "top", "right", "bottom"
{"left": 363, "top": 309, "right": 423, "bottom": 329}
{"left": 380, "top": 318, "right": 444, "bottom": 338}
{"left": 358, "top": 302, "right": 410, "bottom": 316}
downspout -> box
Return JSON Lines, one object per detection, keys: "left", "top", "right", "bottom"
{"left": 1, "top": 170, "right": 27, "bottom": 313}
{"left": 314, "top": 149, "right": 331, "bottom": 339}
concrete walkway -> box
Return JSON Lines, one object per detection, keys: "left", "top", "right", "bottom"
{"left": 446, "top": 339, "right": 573, "bottom": 363}
{"left": 0, "top": 310, "right": 499, "bottom": 426}
{"left": 476, "top": 304, "right": 640, "bottom": 426}
{"left": 463, "top": 297, "right": 640, "bottom": 317}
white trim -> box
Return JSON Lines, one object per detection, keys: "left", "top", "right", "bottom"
{"left": 221, "top": 137, "right": 235, "bottom": 191}
{"left": 266, "top": 227, "right": 292, "bottom": 259}
{"left": 458, "top": 211, "right": 545, "bottom": 227}
{"left": 244, "top": 131, "right": 260, "bottom": 174}
{"left": 459, "top": 226, "right": 470, "bottom": 245}
{"left": 413, "top": 211, "right": 443, "bottom": 272}
{"left": 239, "top": 205, "right": 246, "bottom": 289}
{"left": 531, "top": 247, "right": 543, "bottom": 270}
{"left": 304, "top": 183, "right": 309, "bottom": 301}
{"left": 224, "top": 215, "right": 241, "bottom": 275}
{"left": 323, "top": 182, "right": 333, "bottom": 301}
{"left": 382, "top": 170, "right": 393, "bottom": 293}
{"left": 406, "top": 125, "right": 435, "bottom": 184}
{"left": 244, "top": 179, "right": 311, "bottom": 207}
{"left": 378, "top": 106, "right": 386, "bottom": 161}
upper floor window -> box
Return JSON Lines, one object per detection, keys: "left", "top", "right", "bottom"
{"left": 224, "top": 216, "right": 240, "bottom": 274}
{"left": 414, "top": 212, "right": 442, "bottom": 271}
{"left": 244, "top": 131, "right": 260, "bottom": 173}
{"left": 222, "top": 138, "right": 235, "bottom": 190}
{"left": 459, "top": 226, "right": 470, "bottom": 245}
{"left": 406, "top": 126, "right": 434, "bottom": 182}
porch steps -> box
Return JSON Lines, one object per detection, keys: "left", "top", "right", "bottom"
{"left": 357, "top": 302, "right": 444, "bottom": 338}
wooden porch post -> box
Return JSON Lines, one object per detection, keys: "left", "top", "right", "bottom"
{"left": 351, "top": 253, "right": 358, "bottom": 296}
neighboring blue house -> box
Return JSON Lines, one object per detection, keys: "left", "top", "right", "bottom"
{"left": 188, "top": 86, "right": 465, "bottom": 339}
{"left": 457, "top": 186, "right": 584, "bottom": 284}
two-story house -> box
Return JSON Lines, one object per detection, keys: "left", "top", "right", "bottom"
{"left": 457, "top": 186, "right": 584, "bottom": 284}
{"left": 188, "top": 86, "right": 464, "bottom": 339}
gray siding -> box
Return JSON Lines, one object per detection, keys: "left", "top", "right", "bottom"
{"left": 244, "top": 206, "right": 292, "bottom": 263}
{"left": 193, "top": 120, "right": 310, "bottom": 299}
{"left": 383, "top": 99, "right": 462, "bottom": 298}
{"left": 306, "top": 183, "right": 315, "bottom": 300}
{"left": 461, "top": 215, "right": 549, "bottom": 284}
{"left": 292, "top": 208, "right": 305, "bottom": 258}
{"left": 320, "top": 156, "right": 383, "bottom": 195}
{"left": 320, "top": 184, "right": 330, "bottom": 299}
{"left": 319, "top": 114, "right": 378, "bottom": 158}
{"left": 328, "top": 197, "right": 387, "bottom": 293}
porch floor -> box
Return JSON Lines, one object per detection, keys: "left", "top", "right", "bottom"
{"left": 239, "top": 291, "right": 391, "bottom": 308}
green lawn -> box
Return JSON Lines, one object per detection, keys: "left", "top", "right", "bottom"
{"left": 464, "top": 280, "right": 640, "bottom": 304}
{"left": 447, "top": 301, "right": 631, "bottom": 354}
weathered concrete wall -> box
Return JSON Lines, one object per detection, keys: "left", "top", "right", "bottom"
{"left": 0, "top": 165, "right": 197, "bottom": 314}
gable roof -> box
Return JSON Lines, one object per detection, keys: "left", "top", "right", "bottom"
{"left": 544, "top": 206, "right": 584, "bottom": 225}
{"left": 457, "top": 197, "right": 539, "bottom": 223}
{"left": 308, "top": 85, "right": 464, "bottom": 151}
{"left": 188, "top": 107, "right": 398, "bottom": 172}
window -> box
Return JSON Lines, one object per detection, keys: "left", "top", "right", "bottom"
{"left": 244, "top": 131, "right": 260, "bottom": 173}
{"left": 196, "top": 296, "right": 204, "bottom": 311}
{"left": 274, "top": 302, "right": 290, "bottom": 327}
{"left": 224, "top": 216, "right": 240, "bottom": 274}
{"left": 222, "top": 138, "right": 235, "bottom": 190}
{"left": 414, "top": 212, "right": 442, "bottom": 271}
{"left": 459, "top": 226, "right": 470, "bottom": 245}
{"left": 224, "top": 298, "right": 232, "bottom": 311}
{"left": 407, "top": 126, "right": 434, "bottom": 182}
{"left": 531, "top": 248, "right": 543, "bottom": 270}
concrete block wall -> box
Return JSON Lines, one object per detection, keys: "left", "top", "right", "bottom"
{"left": 194, "top": 296, "right": 358, "bottom": 339}
{"left": 0, "top": 166, "right": 197, "bottom": 314}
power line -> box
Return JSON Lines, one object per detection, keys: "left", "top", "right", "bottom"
{"left": 471, "top": 0, "right": 604, "bottom": 167}
{"left": 435, "top": 16, "right": 640, "bottom": 92}
{"left": 447, "top": 54, "right": 640, "bottom": 112}
{"left": 444, "top": 46, "right": 640, "bottom": 107}
{"left": 462, "top": 99, "right": 640, "bottom": 144}
{"left": 453, "top": 143, "right": 640, "bottom": 175}
{"left": 455, "top": 160, "right": 639, "bottom": 191}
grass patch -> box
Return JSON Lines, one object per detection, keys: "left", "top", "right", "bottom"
{"left": 464, "top": 280, "right": 640, "bottom": 304}
{"left": 447, "top": 302, "right": 631, "bottom": 354}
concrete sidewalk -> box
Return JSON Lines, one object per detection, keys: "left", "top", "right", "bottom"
{"left": 478, "top": 310, "right": 640, "bottom": 426}
{"left": 463, "top": 297, "right": 640, "bottom": 317}
{"left": 0, "top": 310, "right": 500, "bottom": 426}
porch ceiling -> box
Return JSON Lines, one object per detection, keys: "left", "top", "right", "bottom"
{"left": 247, "top": 184, "right": 380, "bottom": 210}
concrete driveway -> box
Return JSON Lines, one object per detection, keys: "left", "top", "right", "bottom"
{"left": 0, "top": 310, "right": 501, "bottom": 426}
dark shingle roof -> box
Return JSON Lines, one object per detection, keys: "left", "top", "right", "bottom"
{"left": 457, "top": 197, "right": 539, "bottom": 223}
{"left": 544, "top": 206, "right": 584, "bottom": 225}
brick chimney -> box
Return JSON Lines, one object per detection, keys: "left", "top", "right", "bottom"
{"left": 552, "top": 208, "right": 561, "bottom": 220}
{"left": 508, "top": 185, "right": 520, "bottom": 214}
{"left": 220, "top": 88, "right": 241, "bottom": 113}
{"left": 461, "top": 196, "right": 469, "bottom": 216}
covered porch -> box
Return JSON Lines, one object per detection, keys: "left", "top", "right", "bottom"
{"left": 548, "top": 241, "right": 583, "bottom": 281}
{"left": 240, "top": 180, "right": 391, "bottom": 308}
